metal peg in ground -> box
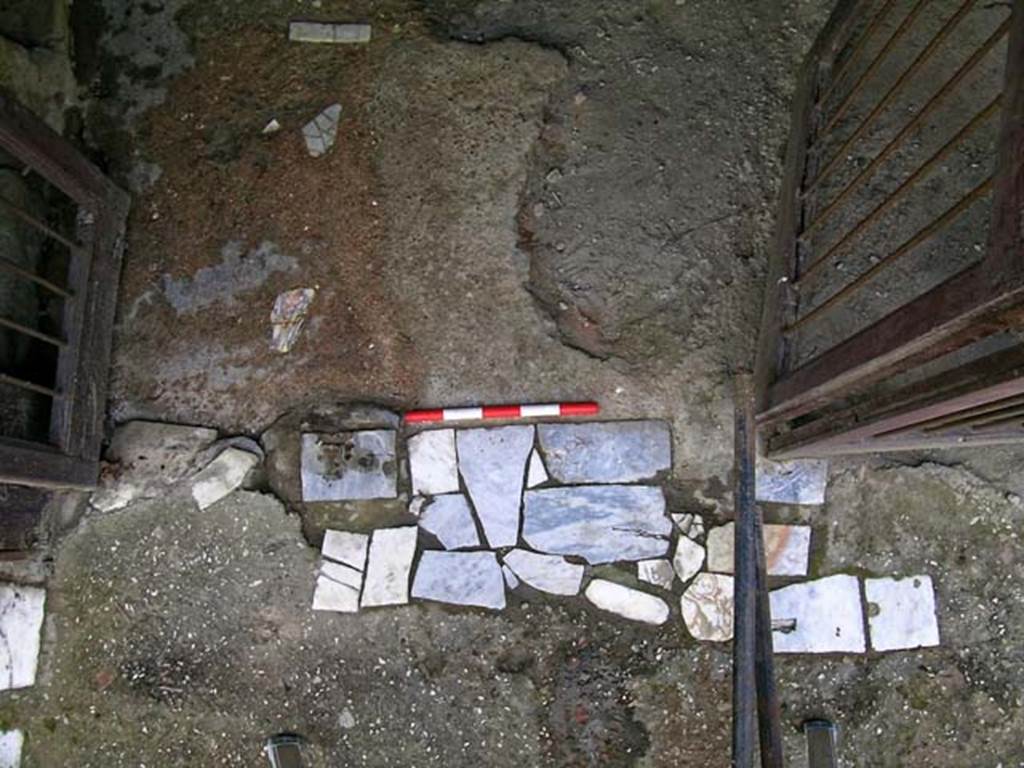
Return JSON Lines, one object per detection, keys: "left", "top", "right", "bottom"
{"left": 264, "top": 734, "right": 306, "bottom": 768}
{"left": 804, "top": 720, "right": 840, "bottom": 768}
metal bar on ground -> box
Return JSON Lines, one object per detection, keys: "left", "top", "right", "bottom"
{"left": 753, "top": 501, "right": 784, "bottom": 768}
{"left": 404, "top": 401, "right": 600, "bottom": 423}
{"left": 0, "top": 372, "right": 60, "bottom": 398}
{"left": 812, "top": 0, "right": 975, "bottom": 187}
{"left": 788, "top": 175, "right": 994, "bottom": 332}
{"left": 0, "top": 315, "right": 68, "bottom": 348}
{"left": 801, "top": 18, "right": 1009, "bottom": 233}
{"left": 732, "top": 374, "right": 758, "bottom": 768}
{"left": 0, "top": 253, "right": 73, "bottom": 298}
{"left": 819, "top": 0, "right": 929, "bottom": 137}
{"left": 0, "top": 193, "right": 86, "bottom": 254}
{"left": 805, "top": 720, "right": 839, "bottom": 768}
{"left": 817, "top": 0, "right": 899, "bottom": 108}
{"left": 799, "top": 96, "right": 1001, "bottom": 284}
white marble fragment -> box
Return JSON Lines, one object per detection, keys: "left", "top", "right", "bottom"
{"left": 503, "top": 549, "right": 584, "bottom": 596}
{"left": 584, "top": 580, "right": 669, "bottom": 625}
{"left": 865, "top": 575, "right": 940, "bottom": 652}
{"left": 322, "top": 530, "right": 369, "bottom": 571}
{"left": 0, "top": 584, "right": 45, "bottom": 690}
{"left": 0, "top": 730, "right": 23, "bottom": 768}
{"left": 672, "top": 536, "right": 705, "bottom": 584}
{"left": 302, "top": 103, "right": 342, "bottom": 157}
{"left": 671, "top": 513, "right": 694, "bottom": 535}
{"left": 681, "top": 573, "right": 734, "bottom": 642}
{"left": 456, "top": 426, "right": 534, "bottom": 547}
{"left": 301, "top": 431, "right": 397, "bottom": 501}
{"left": 321, "top": 560, "right": 362, "bottom": 590}
{"left": 502, "top": 565, "right": 520, "bottom": 590}
{"left": 418, "top": 494, "right": 480, "bottom": 550}
{"left": 770, "top": 575, "right": 865, "bottom": 654}
{"left": 289, "top": 22, "right": 372, "bottom": 44}
{"left": 409, "top": 429, "right": 459, "bottom": 496}
{"left": 361, "top": 527, "right": 418, "bottom": 608}
{"left": 312, "top": 573, "right": 360, "bottom": 613}
{"left": 526, "top": 449, "right": 549, "bottom": 488}
{"left": 190, "top": 447, "right": 260, "bottom": 510}
{"left": 706, "top": 522, "right": 811, "bottom": 576}
{"left": 537, "top": 421, "right": 671, "bottom": 483}
{"left": 270, "top": 287, "right": 315, "bottom": 353}
{"left": 411, "top": 551, "right": 505, "bottom": 610}
{"left": 637, "top": 559, "right": 675, "bottom": 589}
{"left": 522, "top": 485, "right": 671, "bottom": 564}
{"left": 756, "top": 456, "right": 828, "bottom": 505}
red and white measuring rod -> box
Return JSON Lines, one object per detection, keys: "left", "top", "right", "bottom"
{"left": 404, "top": 401, "right": 600, "bottom": 424}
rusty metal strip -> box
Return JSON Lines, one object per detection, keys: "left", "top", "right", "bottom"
{"left": 802, "top": 18, "right": 1010, "bottom": 238}
{"left": 0, "top": 316, "right": 68, "bottom": 348}
{"left": 0, "top": 194, "right": 86, "bottom": 254}
{"left": 799, "top": 96, "right": 1001, "bottom": 284}
{"left": 819, "top": 0, "right": 930, "bottom": 136}
{"left": 0, "top": 372, "right": 60, "bottom": 399}
{"left": 0, "top": 253, "right": 73, "bottom": 298}
{"left": 819, "top": 0, "right": 899, "bottom": 107}
{"left": 810, "top": 0, "right": 977, "bottom": 192}
{"left": 788, "top": 175, "right": 994, "bottom": 332}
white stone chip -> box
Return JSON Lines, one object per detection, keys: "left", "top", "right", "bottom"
{"left": 0, "top": 730, "right": 23, "bottom": 768}
{"left": 301, "top": 103, "right": 342, "bottom": 157}
{"left": 672, "top": 535, "right": 705, "bottom": 584}
{"left": 671, "top": 513, "right": 694, "bottom": 535}
{"left": 637, "top": 559, "right": 675, "bottom": 589}
{"left": 409, "top": 429, "right": 459, "bottom": 496}
{"left": 756, "top": 456, "right": 828, "bottom": 505}
{"left": 584, "top": 580, "right": 670, "bottom": 625}
{"left": 706, "top": 522, "right": 811, "bottom": 576}
{"left": 322, "top": 530, "right": 369, "bottom": 571}
{"left": 681, "top": 573, "right": 734, "bottom": 642}
{"left": 312, "top": 574, "right": 360, "bottom": 613}
{"left": 865, "top": 575, "right": 940, "bottom": 652}
{"left": 0, "top": 584, "right": 45, "bottom": 690}
{"left": 361, "top": 527, "right": 418, "bottom": 608}
{"left": 502, "top": 565, "right": 520, "bottom": 590}
{"left": 526, "top": 449, "right": 549, "bottom": 488}
{"left": 411, "top": 551, "right": 506, "bottom": 610}
{"left": 770, "top": 575, "right": 865, "bottom": 654}
{"left": 321, "top": 560, "right": 362, "bottom": 590}
{"left": 457, "top": 426, "right": 534, "bottom": 548}
{"left": 289, "top": 22, "right": 372, "bottom": 44}
{"left": 190, "top": 447, "right": 260, "bottom": 510}
{"left": 503, "top": 549, "right": 584, "bottom": 596}
{"left": 538, "top": 421, "right": 671, "bottom": 483}
{"left": 418, "top": 494, "right": 480, "bottom": 550}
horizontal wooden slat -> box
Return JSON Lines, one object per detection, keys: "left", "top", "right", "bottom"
{"left": 0, "top": 437, "right": 97, "bottom": 490}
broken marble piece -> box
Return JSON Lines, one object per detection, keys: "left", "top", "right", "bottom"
{"left": 456, "top": 426, "right": 534, "bottom": 548}
{"left": 756, "top": 456, "right": 828, "bottom": 505}
{"left": 361, "top": 527, "right": 418, "bottom": 608}
{"left": 0, "top": 584, "right": 45, "bottom": 690}
{"left": 502, "top": 565, "right": 520, "bottom": 590}
{"left": 522, "top": 485, "right": 671, "bottom": 564}
{"left": 672, "top": 513, "right": 694, "bottom": 535}
{"left": 408, "top": 429, "right": 459, "bottom": 496}
{"left": 191, "top": 447, "right": 260, "bottom": 510}
{"left": 418, "top": 494, "right": 480, "bottom": 550}
{"left": 321, "top": 530, "right": 369, "bottom": 571}
{"left": 92, "top": 420, "right": 218, "bottom": 512}
{"left": 301, "top": 430, "right": 397, "bottom": 501}
{"left": 312, "top": 569, "right": 360, "bottom": 613}
{"left": 270, "top": 287, "right": 315, "bottom": 353}
{"left": 289, "top": 21, "right": 372, "bottom": 44}
{"left": 503, "top": 549, "right": 584, "bottom": 596}
{"left": 302, "top": 103, "right": 342, "bottom": 157}
{"left": 770, "top": 575, "right": 865, "bottom": 654}
{"left": 681, "top": 573, "right": 734, "bottom": 642}
{"left": 411, "top": 551, "right": 505, "bottom": 610}
{"left": 865, "top": 575, "right": 940, "bottom": 652}
{"left": 584, "top": 580, "right": 669, "bottom": 625}
{"left": 672, "top": 536, "right": 705, "bottom": 584}
{"left": 0, "top": 730, "right": 22, "bottom": 768}
{"left": 706, "top": 522, "right": 811, "bottom": 576}
{"left": 637, "top": 559, "right": 675, "bottom": 589}
{"left": 526, "top": 449, "right": 549, "bottom": 488}
{"left": 537, "top": 421, "right": 671, "bottom": 483}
